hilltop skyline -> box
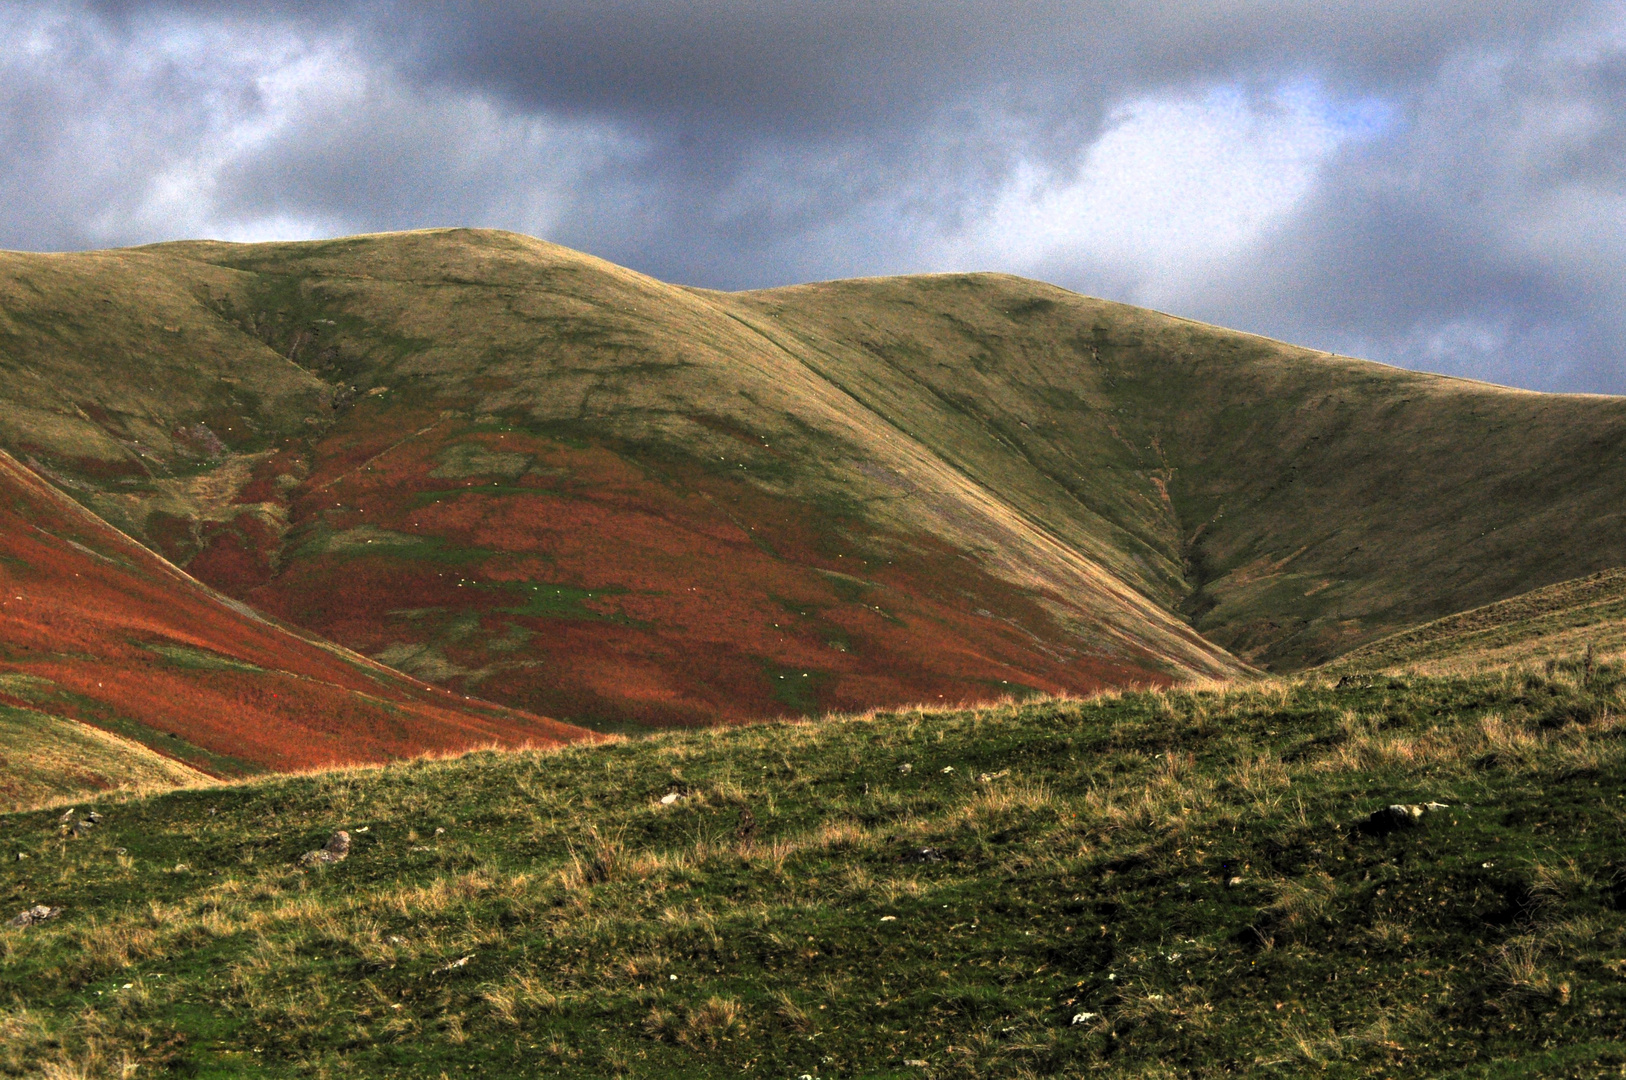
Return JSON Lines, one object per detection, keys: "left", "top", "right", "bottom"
{"left": 4, "top": 1, "right": 1626, "bottom": 393}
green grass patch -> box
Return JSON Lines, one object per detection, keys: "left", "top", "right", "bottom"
{"left": 483, "top": 581, "right": 636, "bottom": 624}
{"left": 4, "top": 661, "right": 1626, "bottom": 1075}
{"left": 141, "top": 643, "right": 264, "bottom": 673}
{"left": 292, "top": 523, "right": 493, "bottom": 566}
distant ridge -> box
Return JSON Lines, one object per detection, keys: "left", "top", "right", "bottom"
{"left": 2, "top": 228, "right": 1625, "bottom": 732}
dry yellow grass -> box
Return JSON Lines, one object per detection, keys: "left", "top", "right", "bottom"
{"left": 0, "top": 707, "right": 212, "bottom": 812}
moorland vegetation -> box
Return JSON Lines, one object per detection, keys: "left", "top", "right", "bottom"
{"left": 4, "top": 229, "right": 1626, "bottom": 745}
{"left": 4, "top": 650, "right": 1625, "bottom": 1077}
{"left": 3, "top": 230, "right": 1626, "bottom": 1076}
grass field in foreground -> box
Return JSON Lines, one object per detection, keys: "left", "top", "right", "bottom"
{"left": 3, "top": 656, "right": 1625, "bottom": 1079}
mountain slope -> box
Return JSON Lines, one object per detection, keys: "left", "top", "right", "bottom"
{"left": 0, "top": 447, "right": 592, "bottom": 775}
{"left": 4, "top": 229, "right": 1626, "bottom": 729}
{"left": 0, "top": 232, "right": 1244, "bottom": 729}
{"left": 0, "top": 703, "right": 210, "bottom": 812}
{"left": 1324, "top": 567, "right": 1626, "bottom": 674}
{"left": 740, "top": 276, "right": 1626, "bottom": 668}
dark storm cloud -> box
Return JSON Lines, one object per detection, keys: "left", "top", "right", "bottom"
{"left": 7, "top": 0, "right": 1626, "bottom": 391}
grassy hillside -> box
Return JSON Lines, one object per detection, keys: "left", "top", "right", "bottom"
{"left": 0, "top": 447, "right": 591, "bottom": 777}
{"left": 4, "top": 229, "right": 1626, "bottom": 730}
{"left": 0, "top": 705, "right": 208, "bottom": 812}
{"left": 1326, "top": 568, "right": 1626, "bottom": 675}
{"left": 0, "top": 232, "right": 1243, "bottom": 730}
{"left": 3, "top": 659, "right": 1624, "bottom": 1078}
{"left": 744, "top": 277, "right": 1626, "bottom": 669}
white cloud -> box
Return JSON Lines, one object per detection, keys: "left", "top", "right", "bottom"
{"left": 0, "top": 7, "right": 646, "bottom": 250}
{"left": 937, "top": 82, "right": 1387, "bottom": 306}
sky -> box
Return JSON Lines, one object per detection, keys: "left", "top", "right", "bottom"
{"left": 4, "top": 2, "right": 1626, "bottom": 393}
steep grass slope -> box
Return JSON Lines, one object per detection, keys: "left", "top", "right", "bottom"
{"left": 0, "top": 448, "right": 591, "bottom": 776}
{"left": 0, "top": 704, "right": 209, "bottom": 812}
{"left": 0, "top": 232, "right": 1240, "bottom": 730}
{"left": 1326, "top": 568, "right": 1626, "bottom": 674}
{"left": 744, "top": 277, "right": 1626, "bottom": 668}
{"left": 5, "top": 229, "right": 1626, "bottom": 728}
{"left": 4, "top": 661, "right": 1624, "bottom": 1078}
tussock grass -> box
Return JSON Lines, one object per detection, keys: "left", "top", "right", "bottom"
{"left": 3, "top": 661, "right": 1626, "bottom": 1076}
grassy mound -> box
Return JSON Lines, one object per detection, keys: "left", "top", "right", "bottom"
{"left": 1327, "top": 568, "right": 1626, "bottom": 675}
{"left": 0, "top": 705, "right": 209, "bottom": 812}
{"left": 4, "top": 657, "right": 1624, "bottom": 1078}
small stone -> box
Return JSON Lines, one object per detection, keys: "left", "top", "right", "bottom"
{"left": 1360, "top": 802, "right": 1441, "bottom": 835}
{"left": 434, "top": 827, "right": 446, "bottom": 836}
{"left": 9, "top": 904, "right": 60, "bottom": 927}
{"left": 57, "top": 808, "right": 76, "bottom": 825}
{"left": 1070, "top": 1012, "right": 1099, "bottom": 1024}
{"left": 898, "top": 763, "right": 912, "bottom": 774}
{"left": 86, "top": 811, "right": 103, "bottom": 824}
{"left": 1227, "top": 876, "right": 1244, "bottom": 887}
{"left": 880, "top": 915, "right": 897, "bottom": 922}
{"left": 659, "top": 792, "right": 681, "bottom": 805}
{"left": 300, "top": 830, "right": 351, "bottom": 866}
{"left": 941, "top": 766, "right": 954, "bottom": 774}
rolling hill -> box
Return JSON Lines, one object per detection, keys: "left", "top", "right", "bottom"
{"left": 5, "top": 228, "right": 1626, "bottom": 1077}
{"left": 1324, "top": 567, "right": 1626, "bottom": 675}
{"left": 0, "top": 445, "right": 591, "bottom": 795}
{"left": 3, "top": 228, "right": 1626, "bottom": 734}
{"left": 5, "top": 660, "right": 1623, "bottom": 1077}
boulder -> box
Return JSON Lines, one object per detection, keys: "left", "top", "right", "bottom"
{"left": 1360, "top": 801, "right": 1449, "bottom": 836}
{"left": 300, "top": 830, "right": 351, "bottom": 866}
{"left": 9, "top": 904, "right": 60, "bottom": 927}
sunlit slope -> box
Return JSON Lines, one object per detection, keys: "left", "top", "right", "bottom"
{"left": 0, "top": 230, "right": 1242, "bottom": 729}
{"left": 0, "top": 704, "right": 210, "bottom": 812}
{"left": 745, "top": 276, "right": 1626, "bottom": 668}
{"left": 7, "top": 665, "right": 1626, "bottom": 1077}
{"left": 1324, "top": 568, "right": 1626, "bottom": 674}
{"left": 6, "top": 228, "right": 1626, "bottom": 726}
{"left": 0, "top": 449, "right": 591, "bottom": 776}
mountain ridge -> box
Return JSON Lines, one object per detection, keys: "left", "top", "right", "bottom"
{"left": 3, "top": 228, "right": 1624, "bottom": 734}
